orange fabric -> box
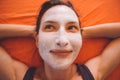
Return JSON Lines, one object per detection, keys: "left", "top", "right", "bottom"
{"left": 0, "top": 0, "right": 120, "bottom": 80}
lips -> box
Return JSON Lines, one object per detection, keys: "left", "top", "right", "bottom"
{"left": 50, "top": 49, "right": 72, "bottom": 57}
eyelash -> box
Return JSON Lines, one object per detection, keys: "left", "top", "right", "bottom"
{"left": 45, "top": 25, "right": 54, "bottom": 29}
{"left": 43, "top": 25, "right": 56, "bottom": 32}
{"left": 68, "top": 26, "right": 77, "bottom": 29}
{"left": 67, "top": 25, "right": 79, "bottom": 32}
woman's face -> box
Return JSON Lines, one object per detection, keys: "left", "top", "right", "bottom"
{"left": 37, "top": 5, "right": 82, "bottom": 70}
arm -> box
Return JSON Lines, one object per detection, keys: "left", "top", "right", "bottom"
{"left": 0, "top": 47, "right": 16, "bottom": 80}
{"left": 83, "top": 23, "right": 120, "bottom": 79}
{"left": 0, "top": 46, "right": 28, "bottom": 80}
{"left": 0, "top": 24, "right": 35, "bottom": 39}
{"left": 86, "top": 38, "right": 120, "bottom": 79}
{"left": 82, "top": 23, "right": 120, "bottom": 39}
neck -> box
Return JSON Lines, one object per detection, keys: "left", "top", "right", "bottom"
{"left": 44, "top": 63, "right": 76, "bottom": 80}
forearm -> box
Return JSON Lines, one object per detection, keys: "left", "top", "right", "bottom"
{"left": 0, "top": 24, "right": 35, "bottom": 39}
{"left": 82, "top": 23, "right": 120, "bottom": 39}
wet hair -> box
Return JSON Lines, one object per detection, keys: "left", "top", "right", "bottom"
{"left": 36, "top": 0, "right": 80, "bottom": 34}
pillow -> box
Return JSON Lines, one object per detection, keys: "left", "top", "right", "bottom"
{"left": 0, "top": 0, "right": 120, "bottom": 79}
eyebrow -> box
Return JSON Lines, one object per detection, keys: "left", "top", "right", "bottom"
{"left": 67, "top": 21, "right": 79, "bottom": 24}
{"left": 44, "top": 21, "right": 57, "bottom": 24}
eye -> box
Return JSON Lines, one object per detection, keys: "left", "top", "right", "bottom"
{"left": 67, "top": 25, "right": 79, "bottom": 32}
{"left": 43, "top": 25, "right": 56, "bottom": 32}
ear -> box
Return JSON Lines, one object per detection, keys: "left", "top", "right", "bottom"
{"left": 33, "top": 32, "right": 38, "bottom": 48}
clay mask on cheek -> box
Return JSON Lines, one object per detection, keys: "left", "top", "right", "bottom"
{"left": 37, "top": 33, "right": 55, "bottom": 62}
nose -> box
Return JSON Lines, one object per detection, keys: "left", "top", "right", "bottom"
{"left": 55, "top": 26, "right": 69, "bottom": 47}
{"left": 55, "top": 33, "right": 69, "bottom": 47}
{"left": 56, "top": 39, "right": 68, "bottom": 47}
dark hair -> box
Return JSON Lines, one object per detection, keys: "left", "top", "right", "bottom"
{"left": 36, "top": 0, "right": 80, "bottom": 34}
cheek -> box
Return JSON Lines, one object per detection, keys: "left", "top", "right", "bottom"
{"left": 68, "top": 34, "right": 82, "bottom": 52}
{"left": 37, "top": 33, "right": 55, "bottom": 50}
{"left": 37, "top": 33, "right": 53, "bottom": 59}
{"left": 38, "top": 34, "right": 50, "bottom": 49}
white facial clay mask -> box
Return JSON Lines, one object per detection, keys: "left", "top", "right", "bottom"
{"left": 37, "top": 5, "right": 82, "bottom": 70}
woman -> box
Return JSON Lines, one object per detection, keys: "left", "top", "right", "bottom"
{"left": 0, "top": 0, "right": 120, "bottom": 80}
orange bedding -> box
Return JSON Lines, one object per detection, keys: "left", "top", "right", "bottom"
{"left": 0, "top": 0, "right": 120, "bottom": 80}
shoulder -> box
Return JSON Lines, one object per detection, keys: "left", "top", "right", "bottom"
{"left": 85, "top": 56, "right": 102, "bottom": 80}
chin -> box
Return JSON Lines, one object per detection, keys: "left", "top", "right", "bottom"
{"left": 48, "top": 59, "right": 74, "bottom": 70}
{"left": 50, "top": 64, "right": 70, "bottom": 70}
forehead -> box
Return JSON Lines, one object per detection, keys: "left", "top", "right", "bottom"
{"left": 41, "top": 5, "right": 79, "bottom": 23}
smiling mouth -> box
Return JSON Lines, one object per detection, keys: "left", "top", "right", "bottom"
{"left": 50, "top": 50, "right": 72, "bottom": 57}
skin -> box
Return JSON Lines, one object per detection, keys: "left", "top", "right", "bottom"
{"left": 0, "top": 24, "right": 35, "bottom": 39}
{"left": 0, "top": 5, "right": 120, "bottom": 80}
{"left": 82, "top": 23, "right": 120, "bottom": 39}
{"left": 37, "top": 5, "right": 82, "bottom": 70}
